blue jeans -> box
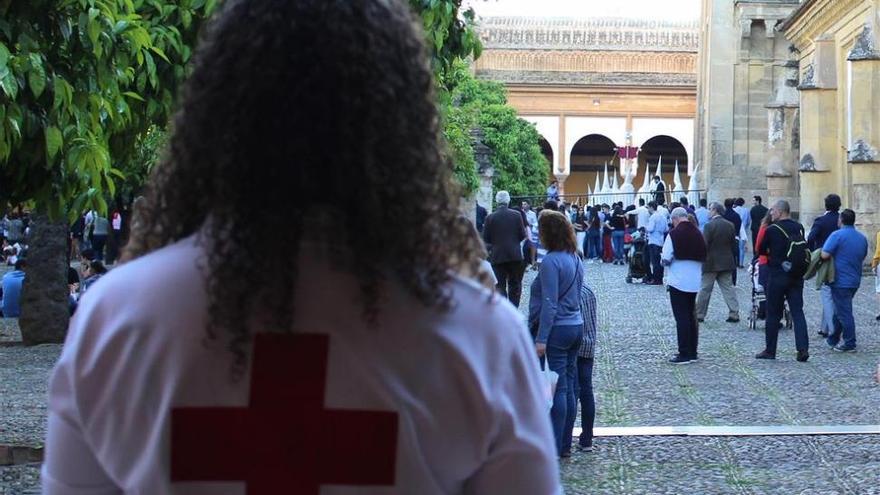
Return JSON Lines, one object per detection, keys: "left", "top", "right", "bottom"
{"left": 738, "top": 238, "right": 746, "bottom": 266}
{"left": 820, "top": 284, "right": 835, "bottom": 334}
{"left": 565, "top": 357, "right": 595, "bottom": 451}
{"left": 546, "top": 324, "right": 581, "bottom": 456}
{"left": 611, "top": 231, "right": 625, "bottom": 261}
{"left": 828, "top": 286, "right": 858, "bottom": 349}
{"left": 587, "top": 231, "right": 601, "bottom": 259}
{"left": 648, "top": 244, "right": 663, "bottom": 283}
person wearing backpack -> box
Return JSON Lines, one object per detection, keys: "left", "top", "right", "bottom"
{"left": 756, "top": 200, "right": 810, "bottom": 362}
{"left": 820, "top": 209, "right": 868, "bottom": 352}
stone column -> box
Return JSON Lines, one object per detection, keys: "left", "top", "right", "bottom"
{"left": 765, "top": 56, "right": 800, "bottom": 212}
{"left": 797, "top": 59, "right": 838, "bottom": 223}
{"left": 846, "top": 21, "right": 880, "bottom": 262}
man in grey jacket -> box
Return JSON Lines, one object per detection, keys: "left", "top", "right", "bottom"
{"left": 483, "top": 191, "right": 526, "bottom": 306}
{"left": 696, "top": 202, "right": 740, "bottom": 323}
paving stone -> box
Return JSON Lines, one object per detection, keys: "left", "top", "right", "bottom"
{"left": 519, "top": 261, "right": 880, "bottom": 494}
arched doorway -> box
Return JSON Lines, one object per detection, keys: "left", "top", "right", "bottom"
{"left": 636, "top": 135, "right": 688, "bottom": 200}
{"left": 538, "top": 136, "right": 554, "bottom": 181}
{"left": 569, "top": 134, "right": 618, "bottom": 199}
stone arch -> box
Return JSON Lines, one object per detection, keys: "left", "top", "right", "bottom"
{"left": 569, "top": 134, "right": 618, "bottom": 197}
{"left": 637, "top": 135, "right": 689, "bottom": 198}
{"left": 538, "top": 136, "right": 554, "bottom": 181}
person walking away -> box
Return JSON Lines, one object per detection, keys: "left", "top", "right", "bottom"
{"left": 807, "top": 194, "right": 841, "bottom": 337}
{"left": 644, "top": 201, "right": 667, "bottom": 285}
{"left": 662, "top": 208, "right": 707, "bottom": 364}
{"left": 42, "top": 3, "right": 560, "bottom": 493}
{"left": 634, "top": 198, "right": 651, "bottom": 231}
{"left": 696, "top": 202, "right": 740, "bottom": 323}
{"left": 475, "top": 201, "right": 488, "bottom": 234}
{"left": 610, "top": 204, "right": 627, "bottom": 265}
{"left": 756, "top": 200, "right": 810, "bottom": 362}
{"left": 820, "top": 209, "right": 868, "bottom": 352}
{"left": 573, "top": 206, "right": 587, "bottom": 257}
{"left": 483, "top": 190, "right": 527, "bottom": 307}
{"left": 90, "top": 214, "right": 110, "bottom": 262}
{"left": 70, "top": 214, "right": 85, "bottom": 261}
{"left": 873, "top": 229, "right": 880, "bottom": 321}
{"left": 571, "top": 284, "right": 597, "bottom": 453}
{"left": 749, "top": 196, "right": 768, "bottom": 248}
{"left": 530, "top": 210, "right": 584, "bottom": 458}
{"left": 722, "top": 198, "right": 742, "bottom": 284}
{"left": 753, "top": 211, "right": 773, "bottom": 319}
{"left": 522, "top": 201, "right": 539, "bottom": 268}
{"left": 695, "top": 198, "right": 710, "bottom": 232}
{"left": 735, "top": 198, "right": 750, "bottom": 267}
{"left": 601, "top": 204, "right": 614, "bottom": 263}
{"left": 0, "top": 259, "right": 25, "bottom": 318}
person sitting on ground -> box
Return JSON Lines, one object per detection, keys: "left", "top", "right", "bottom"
{"left": 43, "top": 2, "right": 560, "bottom": 493}
{"left": 1, "top": 259, "right": 26, "bottom": 318}
{"left": 79, "top": 260, "right": 108, "bottom": 296}
{"left": 529, "top": 210, "right": 584, "bottom": 459}
{"left": 820, "top": 209, "right": 868, "bottom": 352}
{"left": 662, "top": 207, "right": 707, "bottom": 364}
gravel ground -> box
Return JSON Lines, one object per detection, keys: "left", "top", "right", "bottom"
{"left": 518, "top": 261, "right": 880, "bottom": 494}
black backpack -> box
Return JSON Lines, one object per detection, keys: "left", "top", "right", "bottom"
{"left": 772, "top": 223, "right": 810, "bottom": 277}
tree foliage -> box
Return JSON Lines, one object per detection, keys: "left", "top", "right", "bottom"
{"left": 441, "top": 61, "right": 549, "bottom": 199}
{"left": 0, "top": 0, "right": 217, "bottom": 218}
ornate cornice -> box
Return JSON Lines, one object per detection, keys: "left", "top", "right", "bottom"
{"left": 847, "top": 24, "right": 880, "bottom": 61}
{"left": 781, "top": 0, "right": 870, "bottom": 52}
{"left": 475, "top": 69, "right": 697, "bottom": 87}
{"left": 476, "top": 16, "right": 699, "bottom": 53}
{"left": 474, "top": 50, "right": 697, "bottom": 75}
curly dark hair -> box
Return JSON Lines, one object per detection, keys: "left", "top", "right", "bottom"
{"left": 539, "top": 210, "right": 577, "bottom": 253}
{"left": 123, "top": 0, "right": 486, "bottom": 373}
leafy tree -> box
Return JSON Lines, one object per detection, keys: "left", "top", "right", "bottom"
{"left": 442, "top": 60, "right": 549, "bottom": 199}
{"left": 0, "top": 0, "right": 217, "bottom": 344}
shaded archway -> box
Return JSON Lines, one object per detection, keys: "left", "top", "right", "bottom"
{"left": 538, "top": 136, "right": 554, "bottom": 181}
{"left": 636, "top": 135, "right": 688, "bottom": 199}
{"left": 568, "top": 134, "right": 618, "bottom": 198}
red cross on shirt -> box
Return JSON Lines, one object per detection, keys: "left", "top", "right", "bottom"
{"left": 170, "top": 333, "right": 399, "bottom": 494}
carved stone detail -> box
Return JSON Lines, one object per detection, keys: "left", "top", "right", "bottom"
{"left": 475, "top": 69, "right": 697, "bottom": 87}
{"left": 476, "top": 17, "right": 699, "bottom": 53}
{"left": 847, "top": 24, "right": 880, "bottom": 61}
{"left": 798, "top": 64, "right": 817, "bottom": 90}
{"left": 799, "top": 153, "right": 817, "bottom": 171}
{"left": 848, "top": 140, "right": 879, "bottom": 163}
{"left": 474, "top": 50, "right": 697, "bottom": 75}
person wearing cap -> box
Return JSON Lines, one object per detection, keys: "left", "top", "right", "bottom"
{"left": 483, "top": 190, "right": 527, "bottom": 306}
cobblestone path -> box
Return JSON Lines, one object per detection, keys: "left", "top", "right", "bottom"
{"left": 519, "top": 262, "right": 880, "bottom": 495}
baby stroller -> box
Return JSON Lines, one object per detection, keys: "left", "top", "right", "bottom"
{"left": 748, "top": 258, "right": 791, "bottom": 331}
{"left": 625, "top": 229, "right": 649, "bottom": 284}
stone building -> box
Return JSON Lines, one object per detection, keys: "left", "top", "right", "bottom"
{"left": 697, "top": 0, "right": 880, "bottom": 256}
{"left": 474, "top": 17, "right": 700, "bottom": 199}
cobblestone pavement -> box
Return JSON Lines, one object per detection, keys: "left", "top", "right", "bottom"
{"left": 518, "top": 261, "right": 880, "bottom": 494}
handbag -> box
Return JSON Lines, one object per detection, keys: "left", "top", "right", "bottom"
{"left": 539, "top": 359, "right": 559, "bottom": 411}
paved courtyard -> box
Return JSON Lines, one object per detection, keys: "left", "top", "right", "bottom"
{"left": 520, "top": 262, "right": 880, "bottom": 495}
{"left": 0, "top": 262, "right": 878, "bottom": 494}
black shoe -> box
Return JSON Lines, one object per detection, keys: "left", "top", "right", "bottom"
{"left": 697, "top": 318, "right": 705, "bottom": 323}
{"left": 668, "top": 355, "right": 695, "bottom": 365}
{"left": 875, "top": 314, "right": 880, "bottom": 321}
{"left": 726, "top": 317, "right": 740, "bottom": 323}
{"left": 559, "top": 450, "right": 572, "bottom": 458}
{"left": 796, "top": 350, "right": 809, "bottom": 362}
{"left": 833, "top": 345, "right": 857, "bottom": 353}
{"left": 755, "top": 350, "right": 776, "bottom": 360}
{"left": 818, "top": 331, "right": 828, "bottom": 337}
{"left": 576, "top": 444, "right": 594, "bottom": 453}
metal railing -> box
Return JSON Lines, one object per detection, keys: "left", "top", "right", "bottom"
{"left": 511, "top": 189, "right": 707, "bottom": 208}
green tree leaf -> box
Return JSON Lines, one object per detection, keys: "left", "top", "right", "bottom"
{"left": 28, "top": 53, "right": 47, "bottom": 98}
{"left": 45, "top": 126, "right": 63, "bottom": 159}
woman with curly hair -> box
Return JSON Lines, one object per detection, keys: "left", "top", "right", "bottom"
{"left": 528, "top": 210, "right": 584, "bottom": 458}
{"left": 42, "top": 1, "right": 560, "bottom": 493}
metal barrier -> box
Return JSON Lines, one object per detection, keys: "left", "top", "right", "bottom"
{"left": 511, "top": 189, "right": 707, "bottom": 208}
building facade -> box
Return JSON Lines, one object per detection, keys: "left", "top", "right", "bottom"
{"left": 697, "top": 0, "right": 879, "bottom": 259}
{"left": 474, "top": 17, "right": 700, "bottom": 199}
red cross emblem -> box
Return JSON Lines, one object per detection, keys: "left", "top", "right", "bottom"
{"left": 170, "top": 334, "right": 399, "bottom": 494}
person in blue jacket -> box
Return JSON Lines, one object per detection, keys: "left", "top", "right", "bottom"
{"left": 1, "top": 259, "right": 26, "bottom": 318}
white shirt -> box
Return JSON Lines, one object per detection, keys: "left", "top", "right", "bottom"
{"left": 44, "top": 236, "right": 560, "bottom": 495}
{"left": 661, "top": 234, "right": 703, "bottom": 293}
{"left": 525, "top": 210, "right": 538, "bottom": 231}
{"left": 634, "top": 206, "right": 650, "bottom": 230}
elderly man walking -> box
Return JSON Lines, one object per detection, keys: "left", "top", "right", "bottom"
{"left": 821, "top": 209, "right": 868, "bottom": 352}
{"left": 483, "top": 190, "right": 527, "bottom": 306}
{"left": 662, "top": 208, "right": 707, "bottom": 364}
{"left": 696, "top": 202, "right": 740, "bottom": 323}
{"left": 756, "top": 200, "right": 810, "bottom": 362}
